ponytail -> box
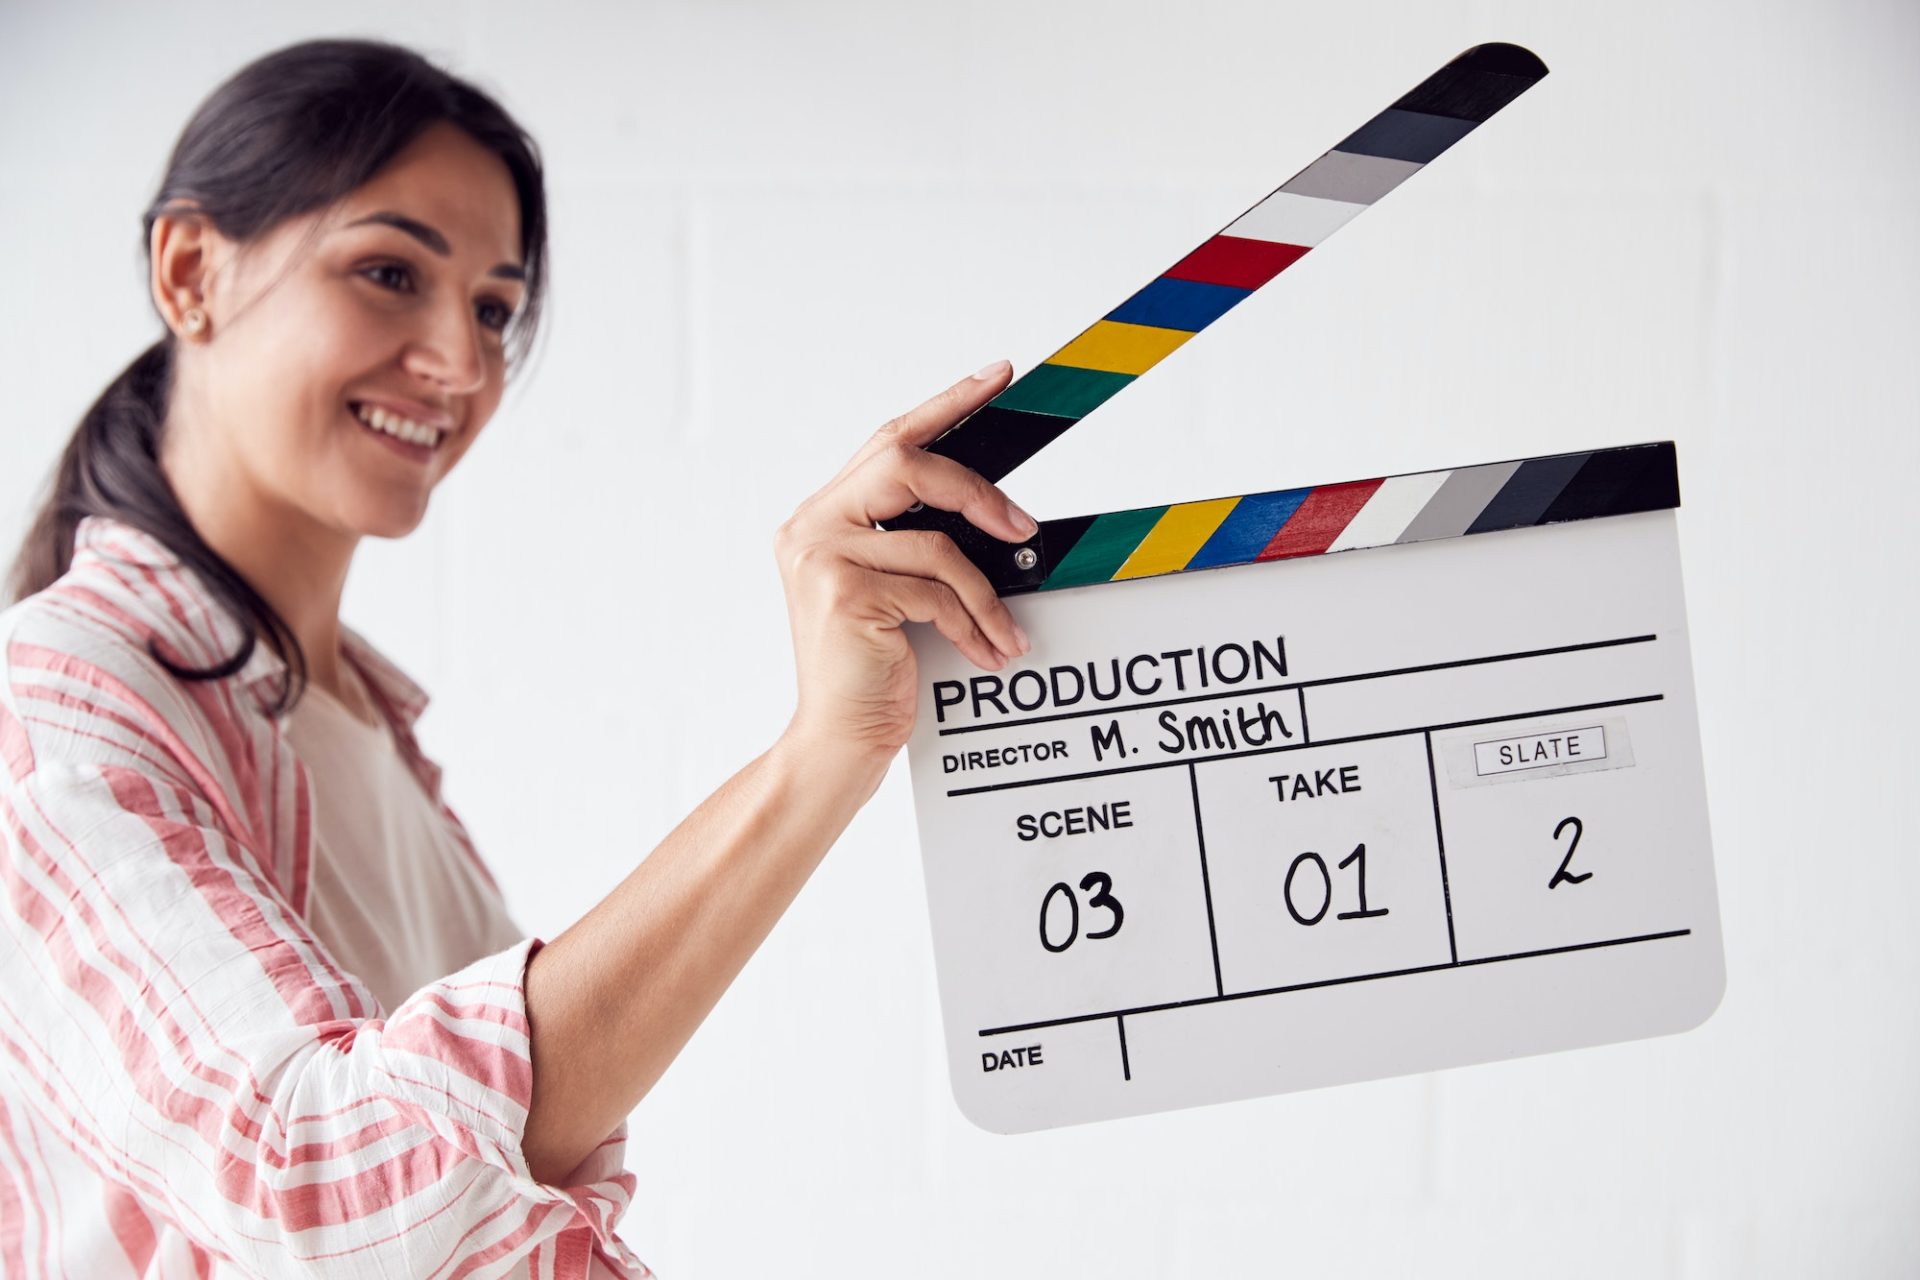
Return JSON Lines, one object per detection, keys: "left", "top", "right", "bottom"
{"left": 5, "top": 333, "right": 299, "bottom": 701}
{"left": 7, "top": 337, "right": 173, "bottom": 606}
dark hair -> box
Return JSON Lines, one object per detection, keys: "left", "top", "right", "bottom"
{"left": 3, "top": 37, "right": 549, "bottom": 715}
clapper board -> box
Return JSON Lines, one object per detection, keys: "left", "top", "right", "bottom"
{"left": 883, "top": 43, "right": 1724, "bottom": 1134}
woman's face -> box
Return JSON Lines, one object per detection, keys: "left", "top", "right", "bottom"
{"left": 159, "top": 120, "right": 527, "bottom": 541}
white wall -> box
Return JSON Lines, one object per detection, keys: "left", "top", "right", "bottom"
{"left": 3, "top": 1, "right": 1915, "bottom": 1275}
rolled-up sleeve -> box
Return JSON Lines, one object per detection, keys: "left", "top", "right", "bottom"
{"left": 0, "top": 755, "right": 650, "bottom": 1276}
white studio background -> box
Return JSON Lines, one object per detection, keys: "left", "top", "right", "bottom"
{"left": 2, "top": 2, "right": 1913, "bottom": 1276}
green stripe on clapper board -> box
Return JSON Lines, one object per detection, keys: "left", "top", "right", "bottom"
{"left": 990, "top": 365, "right": 1136, "bottom": 420}
{"left": 1043, "top": 506, "right": 1170, "bottom": 589}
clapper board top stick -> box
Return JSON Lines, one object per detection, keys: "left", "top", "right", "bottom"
{"left": 888, "top": 42, "right": 1725, "bottom": 1134}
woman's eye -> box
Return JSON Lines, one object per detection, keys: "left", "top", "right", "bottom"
{"left": 362, "top": 262, "right": 415, "bottom": 293}
{"left": 478, "top": 299, "right": 515, "bottom": 333}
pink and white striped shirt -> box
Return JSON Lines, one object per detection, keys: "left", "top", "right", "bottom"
{"left": 0, "top": 514, "right": 652, "bottom": 1278}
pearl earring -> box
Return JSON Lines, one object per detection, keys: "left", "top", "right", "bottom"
{"left": 182, "top": 308, "right": 206, "bottom": 336}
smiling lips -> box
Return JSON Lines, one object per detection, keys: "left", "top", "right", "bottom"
{"left": 350, "top": 400, "right": 446, "bottom": 448}
{"left": 348, "top": 404, "right": 442, "bottom": 464}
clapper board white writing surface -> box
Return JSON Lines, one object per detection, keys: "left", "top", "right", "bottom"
{"left": 876, "top": 43, "right": 1723, "bottom": 1131}
{"left": 902, "top": 504, "right": 1722, "bottom": 1134}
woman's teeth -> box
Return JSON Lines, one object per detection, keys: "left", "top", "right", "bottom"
{"left": 351, "top": 402, "right": 444, "bottom": 448}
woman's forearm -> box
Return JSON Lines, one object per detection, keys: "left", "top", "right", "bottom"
{"left": 520, "top": 729, "right": 891, "bottom": 1184}
{"left": 520, "top": 363, "right": 1030, "bottom": 1184}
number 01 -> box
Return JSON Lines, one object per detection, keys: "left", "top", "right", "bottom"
{"left": 1283, "top": 842, "right": 1389, "bottom": 926}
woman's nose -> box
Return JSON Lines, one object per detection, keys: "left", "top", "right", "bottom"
{"left": 406, "top": 303, "right": 487, "bottom": 397}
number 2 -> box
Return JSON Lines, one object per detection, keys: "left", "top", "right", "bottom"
{"left": 1550, "top": 816, "right": 1591, "bottom": 889}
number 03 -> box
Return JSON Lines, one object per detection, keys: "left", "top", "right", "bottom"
{"left": 1039, "top": 872, "right": 1125, "bottom": 953}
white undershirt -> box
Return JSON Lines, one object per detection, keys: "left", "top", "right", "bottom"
{"left": 284, "top": 661, "right": 524, "bottom": 1013}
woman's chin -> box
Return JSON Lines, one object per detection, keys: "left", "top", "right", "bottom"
{"left": 338, "top": 494, "right": 431, "bottom": 541}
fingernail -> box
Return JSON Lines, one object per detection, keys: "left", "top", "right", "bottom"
{"left": 1005, "top": 497, "right": 1038, "bottom": 537}
{"left": 972, "top": 359, "right": 1011, "bottom": 381}
{"left": 1012, "top": 622, "right": 1030, "bottom": 654}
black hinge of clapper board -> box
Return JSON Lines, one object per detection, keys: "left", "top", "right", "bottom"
{"left": 878, "top": 43, "right": 1682, "bottom": 596}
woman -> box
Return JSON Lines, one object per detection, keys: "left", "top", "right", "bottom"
{"left": 0, "top": 37, "right": 1033, "bottom": 1278}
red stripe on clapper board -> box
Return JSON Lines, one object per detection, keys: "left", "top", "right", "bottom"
{"left": 1257, "top": 479, "right": 1384, "bottom": 559}
{"left": 1163, "top": 236, "right": 1310, "bottom": 289}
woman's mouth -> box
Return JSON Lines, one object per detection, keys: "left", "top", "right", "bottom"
{"left": 348, "top": 401, "right": 444, "bottom": 464}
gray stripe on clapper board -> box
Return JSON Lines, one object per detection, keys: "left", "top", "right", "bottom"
{"left": 1396, "top": 461, "right": 1523, "bottom": 542}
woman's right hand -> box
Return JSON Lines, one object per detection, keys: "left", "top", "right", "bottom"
{"left": 773, "top": 359, "right": 1036, "bottom": 771}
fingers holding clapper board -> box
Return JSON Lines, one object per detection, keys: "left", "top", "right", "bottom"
{"left": 885, "top": 43, "right": 1724, "bottom": 1133}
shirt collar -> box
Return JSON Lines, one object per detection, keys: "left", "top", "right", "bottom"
{"left": 72, "top": 514, "right": 434, "bottom": 728}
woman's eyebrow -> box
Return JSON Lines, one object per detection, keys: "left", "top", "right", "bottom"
{"left": 342, "top": 210, "right": 525, "bottom": 281}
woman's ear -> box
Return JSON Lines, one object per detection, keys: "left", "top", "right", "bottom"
{"left": 150, "top": 202, "right": 218, "bottom": 341}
